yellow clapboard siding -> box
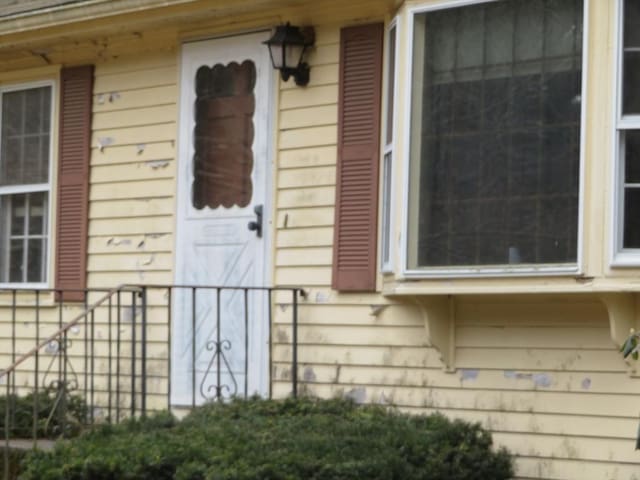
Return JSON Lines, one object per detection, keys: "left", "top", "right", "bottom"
{"left": 91, "top": 123, "right": 176, "bottom": 147}
{"left": 272, "top": 303, "right": 419, "bottom": 327}
{"left": 88, "top": 253, "right": 173, "bottom": 273}
{"left": 89, "top": 217, "right": 173, "bottom": 237}
{"left": 88, "top": 233, "right": 172, "bottom": 255}
{"left": 91, "top": 142, "right": 175, "bottom": 166}
{"left": 515, "top": 457, "right": 639, "bottom": 480}
{"left": 279, "top": 104, "right": 338, "bottom": 128}
{"left": 279, "top": 125, "right": 337, "bottom": 149}
{"left": 280, "top": 64, "right": 338, "bottom": 92}
{"left": 276, "top": 362, "right": 640, "bottom": 395}
{"left": 280, "top": 85, "right": 338, "bottom": 110}
{"left": 278, "top": 165, "right": 336, "bottom": 189}
{"left": 276, "top": 207, "right": 334, "bottom": 228}
{"left": 90, "top": 160, "right": 175, "bottom": 184}
{"left": 279, "top": 145, "right": 337, "bottom": 169}
{"left": 277, "top": 227, "right": 334, "bottom": 248}
{"left": 90, "top": 198, "right": 174, "bottom": 219}
{"left": 276, "top": 247, "right": 333, "bottom": 267}
{"left": 90, "top": 179, "right": 174, "bottom": 201}
{"left": 456, "top": 301, "right": 608, "bottom": 327}
{"left": 88, "top": 271, "right": 173, "bottom": 287}
{"left": 296, "top": 382, "right": 640, "bottom": 419}
{"left": 93, "top": 85, "right": 177, "bottom": 113}
{"left": 456, "top": 347, "right": 624, "bottom": 372}
{"left": 93, "top": 104, "right": 177, "bottom": 130}
{"left": 93, "top": 65, "right": 177, "bottom": 93}
{"left": 492, "top": 431, "right": 638, "bottom": 465}
{"left": 457, "top": 326, "right": 612, "bottom": 349}
{"left": 305, "top": 43, "right": 339, "bottom": 67}
{"left": 409, "top": 407, "right": 636, "bottom": 441}
{"left": 310, "top": 26, "right": 340, "bottom": 46}
{"left": 277, "top": 186, "right": 335, "bottom": 208}
{"left": 272, "top": 344, "right": 441, "bottom": 368}
{"left": 275, "top": 266, "right": 332, "bottom": 286}
{"left": 272, "top": 288, "right": 392, "bottom": 305}
{"left": 273, "top": 324, "right": 427, "bottom": 347}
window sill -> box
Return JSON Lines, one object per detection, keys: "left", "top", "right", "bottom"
{"left": 381, "top": 275, "right": 640, "bottom": 297}
{"left": 401, "top": 264, "right": 580, "bottom": 279}
{"left": 610, "top": 253, "right": 640, "bottom": 268}
{"left": 0, "top": 282, "right": 49, "bottom": 290}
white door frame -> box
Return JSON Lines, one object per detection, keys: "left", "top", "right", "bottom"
{"left": 172, "top": 30, "right": 275, "bottom": 405}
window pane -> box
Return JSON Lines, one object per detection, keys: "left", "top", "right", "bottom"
{"left": 381, "top": 152, "right": 392, "bottom": 268}
{"left": 0, "top": 86, "right": 51, "bottom": 186}
{"left": 27, "top": 239, "right": 43, "bottom": 282}
{"left": 409, "top": 0, "right": 582, "bottom": 269}
{"left": 9, "top": 239, "right": 23, "bottom": 282}
{"left": 192, "top": 62, "right": 255, "bottom": 210}
{"left": 624, "top": 188, "right": 640, "bottom": 248}
{"left": 10, "top": 194, "right": 25, "bottom": 236}
{"left": 28, "top": 192, "right": 47, "bottom": 235}
{"left": 623, "top": 52, "right": 640, "bottom": 115}
{"left": 385, "top": 26, "right": 396, "bottom": 146}
{"left": 625, "top": 130, "right": 640, "bottom": 183}
{"left": 0, "top": 192, "right": 48, "bottom": 283}
{"left": 625, "top": 0, "right": 640, "bottom": 48}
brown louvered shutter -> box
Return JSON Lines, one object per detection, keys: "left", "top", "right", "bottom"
{"left": 55, "top": 65, "right": 93, "bottom": 302}
{"left": 332, "top": 23, "right": 383, "bottom": 292}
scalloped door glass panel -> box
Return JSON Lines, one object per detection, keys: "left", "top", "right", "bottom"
{"left": 192, "top": 61, "right": 256, "bottom": 210}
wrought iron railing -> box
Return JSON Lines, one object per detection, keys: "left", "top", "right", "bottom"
{"left": 0, "top": 284, "right": 304, "bottom": 479}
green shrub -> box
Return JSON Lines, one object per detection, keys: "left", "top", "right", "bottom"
{"left": 0, "top": 388, "right": 88, "bottom": 439}
{"left": 20, "top": 397, "right": 513, "bottom": 480}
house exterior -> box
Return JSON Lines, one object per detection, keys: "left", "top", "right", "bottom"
{"left": 1, "top": 0, "right": 640, "bottom": 478}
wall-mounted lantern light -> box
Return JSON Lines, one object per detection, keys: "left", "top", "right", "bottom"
{"left": 263, "top": 23, "right": 315, "bottom": 87}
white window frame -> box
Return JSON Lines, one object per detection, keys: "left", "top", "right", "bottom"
{"left": 611, "top": 0, "right": 640, "bottom": 267}
{"left": 381, "top": 17, "right": 399, "bottom": 273}
{"left": 0, "top": 80, "right": 55, "bottom": 288}
{"left": 399, "top": 0, "right": 589, "bottom": 279}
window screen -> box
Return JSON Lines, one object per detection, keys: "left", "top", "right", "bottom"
{"left": 0, "top": 85, "right": 52, "bottom": 283}
{"left": 407, "top": 0, "right": 583, "bottom": 269}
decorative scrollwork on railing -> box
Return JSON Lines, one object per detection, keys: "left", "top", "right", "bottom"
{"left": 40, "top": 336, "right": 84, "bottom": 437}
{"left": 200, "top": 339, "right": 238, "bottom": 401}
{"left": 42, "top": 337, "right": 79, "bottom": 393}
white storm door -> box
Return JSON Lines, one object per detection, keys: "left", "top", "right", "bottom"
{"left": 173, "top": 32, "right": 272, "bottom": 405}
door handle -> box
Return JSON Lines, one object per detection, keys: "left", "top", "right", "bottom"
{"left": 248, "top": 205, "right": 263, "bottom": 238}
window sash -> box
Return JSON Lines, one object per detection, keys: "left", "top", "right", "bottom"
{"left": 381, "top": 22, "right": 398, "bottom": 273}
{"left": 403, "top": 0, "right": 586, "bottom": 276}
{"left": 0, "top": 83, "right": 53, "bottom": 286}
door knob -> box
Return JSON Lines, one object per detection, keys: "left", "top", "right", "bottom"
{"left": 248, "top": 205, "right": 263, "bottom": 238}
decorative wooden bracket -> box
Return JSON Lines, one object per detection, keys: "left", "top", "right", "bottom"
{"left": 412, "top": 295, "right": 456, "bottom": 372}
{"left": 599, "top": 293, "right": 640, "bottom": 375}
{"left": 599, "top": 293, "right": 639, "bottom": 346}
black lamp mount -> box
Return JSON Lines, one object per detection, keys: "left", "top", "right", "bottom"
{"left": 264, "top": 23, "right": 315, "bottom": 87}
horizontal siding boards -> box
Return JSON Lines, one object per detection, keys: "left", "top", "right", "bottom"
{"left": 272, "top": 290, "right": 640, "bottom": 480}
{"left": 332, "top": 23, "right": 383, "bottom": 292}
{"left": 87, "top": 53, "right": 177, "bottom": 286}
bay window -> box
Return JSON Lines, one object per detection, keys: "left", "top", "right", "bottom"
{"left": 0, "top": 85, "right": 53, "bottom": 284}
{"left": 614, "top": 0, "right": 640, "bottom": 264}
{"left": 406, "top": 0, "right": 584, "bottom": 274}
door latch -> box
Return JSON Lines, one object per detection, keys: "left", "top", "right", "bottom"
{"left": 248, "top": 205, "right": 263, "bottom": 238}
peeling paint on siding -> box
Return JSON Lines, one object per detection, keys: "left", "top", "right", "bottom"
{"left": 107, "top": 237, "right": 132, "bottom": 246}
{"left": 303, "top": 367, "right": 316, "bottom": 382}
{"left": 460, "top": 369, "right": 479, "bottom": 382}
{"left": 146, "top": 159, "right": 169, "bottom": 169}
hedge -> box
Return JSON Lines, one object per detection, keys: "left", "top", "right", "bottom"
{"left": 20, "top": 397, "right": 513, "bottom": 480}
